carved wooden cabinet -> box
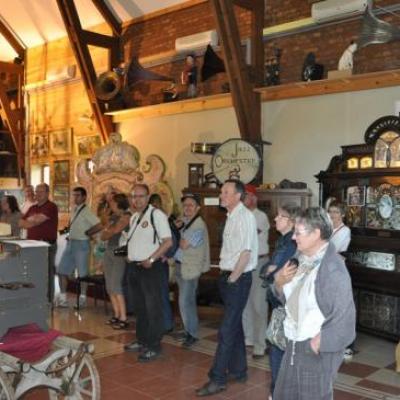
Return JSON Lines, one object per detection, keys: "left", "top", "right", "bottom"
{"left": 316, "top": 140, "right": 400, "bottom": 341}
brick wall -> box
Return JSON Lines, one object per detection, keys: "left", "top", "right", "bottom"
{"left": 122, "top": 0, "right": 400, "bottom": 106}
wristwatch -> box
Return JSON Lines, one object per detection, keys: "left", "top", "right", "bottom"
{"left": 149, "top": 257, "right": 155, "bottom": 264}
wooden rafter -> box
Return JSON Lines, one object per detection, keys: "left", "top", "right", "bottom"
{"left": 56, "top": 0, "right": 122, "bottom": 143}
{"left": 0, "top": 18, "right": 25, "bottom": 59}
{"left": 92, "top": 0, "right": 122, "bottom": 36}
{"left": 209, "top": 0, "right": 264, "bottom": 144}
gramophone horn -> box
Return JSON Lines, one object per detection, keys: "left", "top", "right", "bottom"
{"left": 201, "top": 45, "right": 225, "bottom": 81}
{"left": 126, "top": 57, "right": 172, "bottom": 87}
{"left": 357, "top": 6, "right": 400, "bottom": 49}
{"left": 95, "top": 71, "right": 122, "bottom": 101}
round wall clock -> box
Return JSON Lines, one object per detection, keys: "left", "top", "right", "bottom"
{"left": 211, "top": 139, "right": 261, "bottom": 184}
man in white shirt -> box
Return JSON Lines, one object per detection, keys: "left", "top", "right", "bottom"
{"left": 273, "top": 208, "right": 355, "bottom": 400}
{"left": 123, "top": 184, "right": 172, "bottom": 362}
{"left": 196, "top": 180, "right": 258, "bottom": 397}
{"left": 242, "top": 184, "right": 270, "bottom": 358}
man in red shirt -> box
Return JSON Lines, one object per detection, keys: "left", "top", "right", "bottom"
{"left": 20, "top": 183, "right": 58, "bottom": 303}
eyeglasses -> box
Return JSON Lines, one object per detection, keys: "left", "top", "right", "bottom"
{"left": 276, "top": 214, "right": 289, "bottom": 219}
{"left": 132, "top": 194, "right": 147, "bottom": 199}
{"left": 293, "top": 229, "right": 310, "bottom": 236}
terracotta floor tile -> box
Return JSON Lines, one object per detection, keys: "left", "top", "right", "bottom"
{"left": 101, "top": 385, "right": 153, "bottom": 400}
{"left": 95, "top": 353, "right": 132, "bottom": 374}
{"left": 333, "top": 389, "right": 365, "bottom": 399}
{"left": 227, "top": 384, "right": 269, "bottom": 399}
{"left": 356, "top": 379, "right": 400, "bottom": 395}
{"left": 132, "top": 375, "right": 189, "bottom": 397}
{"left": 105, "top": 331, "right": 136, "bottom": 344}
{"left": 161, "top": 364, "right": 211, "bottom": 385}
{"left": 110, "top": 364, "right": 157, "bottom": 386}
{"left": 22, "top": 389, "right": 51, "bottom": 400}
{"left": 338, "top": 362, "right": 379, "bottom": 378}
{"left": 161, "top": 385, "right": 227, "bottom": 400}
{"left": 203, "top": 332, "right": 219, "bottom": 342}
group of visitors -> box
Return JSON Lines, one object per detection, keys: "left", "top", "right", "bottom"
{"left": 0, "top": 179, "right": 356, "bottom": 398}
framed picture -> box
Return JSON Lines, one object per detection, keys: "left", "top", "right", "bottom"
{"left": 53, "top": 185, "right": 70, "bottom": 213}
{"left": 49, "top": 128, "right": 72, "bottom": 155}
{"left": 30, "top": 133, "right": 49, "bottom": 158}
{"left": 75, "top": 134, "right": 102, "bottom": 157}
{"left": 347, "top": 186, "right": 365, "bottom": 206}
{"left": 53, "top": 160, "right": 70, "bottom": 184}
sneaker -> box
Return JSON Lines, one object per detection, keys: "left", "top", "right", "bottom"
{"left": 182, "top": 334, "right": 198, "bottom": 349}
{"left": 343, "top": 348, "right": 354, "bottom": 362}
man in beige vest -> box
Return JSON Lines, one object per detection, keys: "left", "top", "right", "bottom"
{"left": 174, "top": 193, "right": 210, "bottom": 348}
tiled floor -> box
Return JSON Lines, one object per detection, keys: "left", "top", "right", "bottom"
{"left": 11, "top": 299, "right": 400, "bottom": 399}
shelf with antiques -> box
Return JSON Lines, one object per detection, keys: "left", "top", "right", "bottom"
{"left": 105, "top": 69, "right": 400, "bottom": 123}
{"left": 316, "top": 115, "right": 400, "bottom": 341}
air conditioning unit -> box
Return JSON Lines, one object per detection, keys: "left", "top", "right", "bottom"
{"left": 175, "top": 30, "right": 218, "bottom": 52}
{"left": 46, "top": 65, "right": 76, "bottom": 83}
{"left": 311, "top": 0, "right": 367, "bottom": 23}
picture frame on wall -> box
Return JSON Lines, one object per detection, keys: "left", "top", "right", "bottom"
{"left": 53, "top": 185, "right": 70, "bottom": 214}
{"left": 53, "top": 160, "right": 70, "bottom": 184}
{"left": 75, "top": 134, "right": 102, "bottom": 157}
{"left": 49, "top": 128, "right": 72, "bottom": 156}
{"left": 30, "top": 133, "right": 49, "bottom": 158}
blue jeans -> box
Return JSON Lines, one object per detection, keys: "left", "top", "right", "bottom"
{"left": 161, "top": 262, "right": 174, "bottom": 331}
{"left": 208, "top": 271, "right": 252, "bottom": 385}
{"left": 175, "top": 265, "right": 199, "bottom": 338}
{"left": 269, "top": 344, "right": 285, "bottom": 396}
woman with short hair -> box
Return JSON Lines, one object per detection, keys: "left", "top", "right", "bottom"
{"left": 0, "top": 195, "right": 21, "bottom": 237}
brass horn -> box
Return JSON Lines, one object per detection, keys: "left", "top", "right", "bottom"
{"left": 201, "top": 45, "right": 225, "bottom": 81}
{"left": 357, "top": 6, "right": 400, "bottom": 49}
{"left": 126, "top": 57, "right": 172, "bottom": 87}
{"left": 95, "top": 71, "right": 122, "bottom": 101}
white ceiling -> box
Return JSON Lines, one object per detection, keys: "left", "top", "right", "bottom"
{"left": 0, "top": 0, "right": 188, "bottom": 61}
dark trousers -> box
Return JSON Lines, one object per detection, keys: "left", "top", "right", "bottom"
{"left": 161, "top": 263, "right": 174, "bottom": 331}
{"left": 269, "top": 344, "right": 285, "bottom": 396}
{"left": 127, "top": 260, "right": 165, "bottom": 351}
{"left": 208, "top": 272, "right": 252, "bottom": 385}
{"left": 48, "top": 243, "right": 57, "bottom": 304}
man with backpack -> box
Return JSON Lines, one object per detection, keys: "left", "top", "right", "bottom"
{"left": 123, "top": 184, "right": 172, "bottom": 362}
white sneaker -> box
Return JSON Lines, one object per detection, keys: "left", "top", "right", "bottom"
{"left": 55, "top": 295, "right": 69, "bottom": 308}
{"left": 343, "top": 348, "right": 354, "bottom": 362}
{"left": 76, "top": 295, "right": 87, "bottom": 309}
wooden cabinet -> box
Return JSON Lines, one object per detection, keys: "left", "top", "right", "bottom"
{"left": 316, "top": 143, "right": 400, "bottom": 341}
{"left": 183, "top": 187, "right": 312, "bottom": 263}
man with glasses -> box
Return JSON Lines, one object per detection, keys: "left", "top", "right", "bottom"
{"left": 242, "top": 184, "right": 270, "bottom": 359}
{"left": 196, "top": 179, "right": 258, "bottom": 396}
{"left": 20, "top": 183, "right": 58, "bottom": 303}
{"left": 123, "top": 184, "right": 172, "bottom": 362}
{"left": 273, "top": 207, "right": 355, "bottom": 400}
{"left": 57, "top": 187, "right": 102, "bottom": 308}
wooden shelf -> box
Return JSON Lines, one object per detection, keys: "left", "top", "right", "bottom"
{"left": 255, "top": 69, "right": 400, "bottom": 101}
{"left": 106, "top": 69, "right": 400, "bottom": 122}
{"left": 106, "top": 93, "right": 232, "bottom": 122}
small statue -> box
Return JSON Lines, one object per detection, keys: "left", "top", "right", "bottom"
{"left": 301, "top": 52, "right": 324, "bottom": 82}
{"left": 265, "top": 48, "right": 282, "bottom": 86}
{"left": 181, "top": 54, "right": 198, "bottom": 98}
{"left": 338, "top": 41, "right": 358, "bottom": 71}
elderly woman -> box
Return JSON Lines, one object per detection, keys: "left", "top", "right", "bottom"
{"left": 174, "top": 193, "right": 210, "bottom": 348}
{"left": 101, "top": 193, "right": 131, "bottom": 329}
{"left": 0, "top": 195, "right": 21, "bottom": 237}
{"left": 327, "top": 201, "right": 351, "bottom": 253}
{"left": 262, "top": 203, "right": 300, "bottom": 400}
{"left": 273, "top": 207, "right": 356, "bottom": 400}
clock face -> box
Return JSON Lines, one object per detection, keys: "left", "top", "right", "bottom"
{"left": 378, "top": 194, "right": 393, "bottom": 219}
{"left": 211, "top": 139, "right": 261, "bottom": 184}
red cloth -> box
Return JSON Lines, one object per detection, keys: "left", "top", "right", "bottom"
{"left": 0, "top": 324, "right": 62, "bottom": 363}
{"left": 22, "top": 200, "right": 58, "bottom": 242}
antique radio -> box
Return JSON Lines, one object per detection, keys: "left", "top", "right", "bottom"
{"left": 0, "top": 241, "right": 50, "bottom": 338}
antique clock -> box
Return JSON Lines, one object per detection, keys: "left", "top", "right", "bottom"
{"left": 211, "top": 139, "right": 261, "bottom": 184}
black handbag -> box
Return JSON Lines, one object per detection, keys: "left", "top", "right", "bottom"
{"left": 113, "top": 245, "right": 128, "bottom": 257}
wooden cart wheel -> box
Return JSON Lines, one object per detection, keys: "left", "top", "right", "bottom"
{"left": 0, "top": 369, "right": 15, "bottom": 400}
{"left": 47, "top": 354, "right": 100, "bottom": 400}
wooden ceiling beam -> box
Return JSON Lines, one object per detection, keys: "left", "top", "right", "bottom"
{"left": 91, "top": 0, "right": 122, "bottom": 36}
{"left": 210, "top": 0, "right": 263, "bottom": 144}
{"left": 0, "top": 18, "right": 25, "bottom": 59}
{"left": 0, "top": 61, "right": 23, "bottom": 74}
{"left": 56, "top": 0, "right": 120, "bottom": 143}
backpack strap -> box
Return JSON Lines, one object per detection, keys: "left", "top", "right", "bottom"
{"left": 150, "top": 208, "right": 160, "bottom": 244}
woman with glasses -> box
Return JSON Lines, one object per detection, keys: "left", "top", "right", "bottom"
{"left": 273, "top": 207, "right": 355, "bottom": 400}
{"left": 327, "top": 201, "right": 351, "bottom": 253}
{"left": 261, "top": 203, "right": 300, "bottom": 400}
